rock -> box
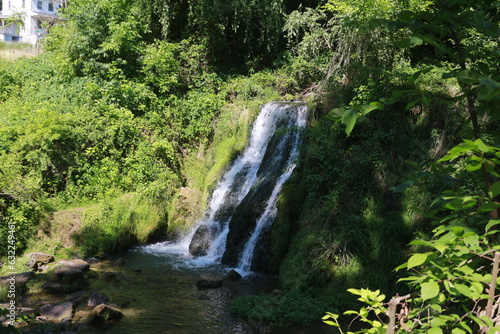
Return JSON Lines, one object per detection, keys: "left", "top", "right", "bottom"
{"left": 38, "top": 301, "right": 73, "bottom": 323}
{"left": 41, "top": 281, "right": 66, "bottom": 293}
{"left": 64, "top": 291, "right": 89, "bottom": 306}
{"left": 196, "top": 279, "right": 223, "bottom": 289}
{"left": 39, "top": 264, "right": 52, "bottom": 273}
{"left": 225, "top": 269, "right": 242, "bottom": 281}
{"left": 189, "top": 224, "right": 218, "bottom": 256}
{"left": 92, "top": 304, "right": 123, "bottom": 323}
{"left": 87, "top": 292, "right": 109, "bottom": 309}
{"left": 73, "top": 310, "right": 95, "bottom": 325}
{"left": 0, "top": 272, "right": 34, "bottom": 289}
{"left": 55, "top": 259, "right": 90, "bottom": 272}
{"left": 30, "top": 252, "right": 54, "bottom": 264}
{"left": 26, "top": 259, "right": 38, "bottom": 271}
{"left": 54, "top": 268, "right": 84, "bottom": 281}
{"left": 85, "top": 257, "right": 100, "bottom": 264}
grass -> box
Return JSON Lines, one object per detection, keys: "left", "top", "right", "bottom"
{"left": 0, "top": 41, "right": 39, "bottom": 60}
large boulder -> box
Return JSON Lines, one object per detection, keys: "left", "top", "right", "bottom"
{"left": 54, "top": 268, "right": 84, "bottom": 281}
{"left": 92, "top": 304, "right": 123, "bottom": 323}
{"left": 38, "top": 302, "right": 73, "bottom": 323}
{"left": 73, "top": 310, "right": 95, "bottom": 326}
{"left": 0, "top": 272, "right": 33, "bottom": 290}
{"left": 55, "top": 260, "right": 90, "bottom": 272}
{"left": 41, "top": 281, "right": 66, "bottom": 293}
{"left": 189, "top": 225, "right": 219, "bottom": 256}
{"left": 29, "top": 253, "right": 54, "bottom": 264}
{"left": 225, "top": 269, "right": 242, "bottom": 281}
{"left": 87, "top": 292, "right": 110, "bottom": 309}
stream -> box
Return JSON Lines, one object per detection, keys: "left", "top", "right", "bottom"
{"left": 82, "top": 102, "right": 337, "bottom": 333}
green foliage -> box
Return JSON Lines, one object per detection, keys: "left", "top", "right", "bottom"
{"left": 324, "top": 141, "right": 500, "bottom": 333}
{"left": 231, "top": 289, "right": 330, "bottom": 327}
{"left": 76, "top": 190, "right": 171, "bottom": 257}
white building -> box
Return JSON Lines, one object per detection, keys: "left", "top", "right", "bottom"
{"left": 0, "top": 0, "right": 62, "bottom": 44}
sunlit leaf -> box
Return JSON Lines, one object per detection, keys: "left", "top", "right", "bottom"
{"left": 407, "top": 253, "right": 428, "bottom": 269}
{"left": 421, "top": 281, "right": 440, "bottom": 300}
{"left": 341, "top": 109, "right": 358, "bottom": 136}
{"left": 428, "top": 326, "right": 443, "bottom": 334}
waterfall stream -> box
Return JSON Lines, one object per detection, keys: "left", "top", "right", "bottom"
{"left": 139, "top": 101, "right": 307, "bottom": 275}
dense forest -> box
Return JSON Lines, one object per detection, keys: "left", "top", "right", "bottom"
{"left": 0, "top": 0, "right": 499, "bottom": 332}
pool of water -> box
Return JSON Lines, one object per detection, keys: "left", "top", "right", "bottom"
{"left": 80, "top": 248, "right": 282, "bottom": 334}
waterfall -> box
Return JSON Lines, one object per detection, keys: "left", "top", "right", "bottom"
{"left": 140, "top": 101, "right": 307, "bottom": 273}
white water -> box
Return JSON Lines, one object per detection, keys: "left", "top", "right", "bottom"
{"left": 138, "top": 102, "right": 307, "bottom": 273}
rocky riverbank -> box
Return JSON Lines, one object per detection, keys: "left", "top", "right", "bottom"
{"left": 0, "top": 252, "right": 126, "bottom": 333}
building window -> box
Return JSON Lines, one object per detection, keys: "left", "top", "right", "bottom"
{"left": 0, "top": 1, "right": 3, "bottom": 12}
{"left": 37, "top": 0, "right": 42, "bottom": 10}
{"left": 22, "top": 0, "right": 25, "bottom": 7}
{"left": 48, "top": 2, "right": 53, "bottom": 11}
{"left": 36, "top": 19, "right": 42, "bottom": 29}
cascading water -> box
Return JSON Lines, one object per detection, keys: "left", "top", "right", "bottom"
{"left": 140, "top": 101, "right": 307, "bottom": 274}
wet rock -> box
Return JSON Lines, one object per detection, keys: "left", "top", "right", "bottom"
{"left": 92, "top": 304, "right": 123, "bottom": 323}
{"left": 225, "top": 269, "right": 242, "bottom": 281}
{"left": 189, "top": 225, "right": 218, "bottom": 256}
{"left": 38, "top": 301, "right": 73, "bottom": 323}
{"left": 73, "top": 310, "right": 95, "bottom": 325}
{"left": 55, "top": 259, "right": 90, "bottom": 273}
{"left": 26, "top": 259, "right": 38, "bottom": 271}
{"left": 196, "top": 279, "right": 223, "bottom": 289}
{"left": 54, "top": 268, "right": 84, "bottom": 281}
{"left": 87, "top": 292, "right": 110, "bottom": 309}
{"left": 41, "top": 281, "right": 66, "bottom": 293}
{"left": 29, "top": 252, "right": 54, "bottom": 264}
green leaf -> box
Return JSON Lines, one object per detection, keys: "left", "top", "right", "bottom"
{"left": 360, "top": 101, "right": 384, "bottom": 115}
{"left": 478, "top": 202, "right": 500, "bottom": 213}
{"left": 489, "top": 182, "right": 500, "bottom": 198}
{"left": 454, "top": 283, "right": 472, "bottom": 298}
{"left": 479, "top": 77, "right": 500, "bottom": 89}
{"left": 327, "top": 108, "right": 344, "bottom": 120}
{"left": 407, "top": 253, "right": 429, "bottom": 269}
{"left": 396, "top": 36, "right": 423, "bottom": 48}
{"left": 486, "top": 220, "right": 500, "bottom": 232}
{"left": 452, "top": 329, "right": 466, "bottom": 334}
{"left": 465, "top": 160, "right": 482, "bottom": 172}
{"left": 457, "top": 70, "right": 480, "bottom": 85}
{"left": 428, "top": 327, "right": 443, "bottom": 334}
{"left": 421, "top": 281, "right": 440, "bottom": 300}
{"left": 341, "top": 109, "right": 358, "bottom": 136}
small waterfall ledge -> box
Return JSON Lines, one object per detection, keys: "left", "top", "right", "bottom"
{"left": 140, "top": 101, "right": 308, "bottom": 275}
